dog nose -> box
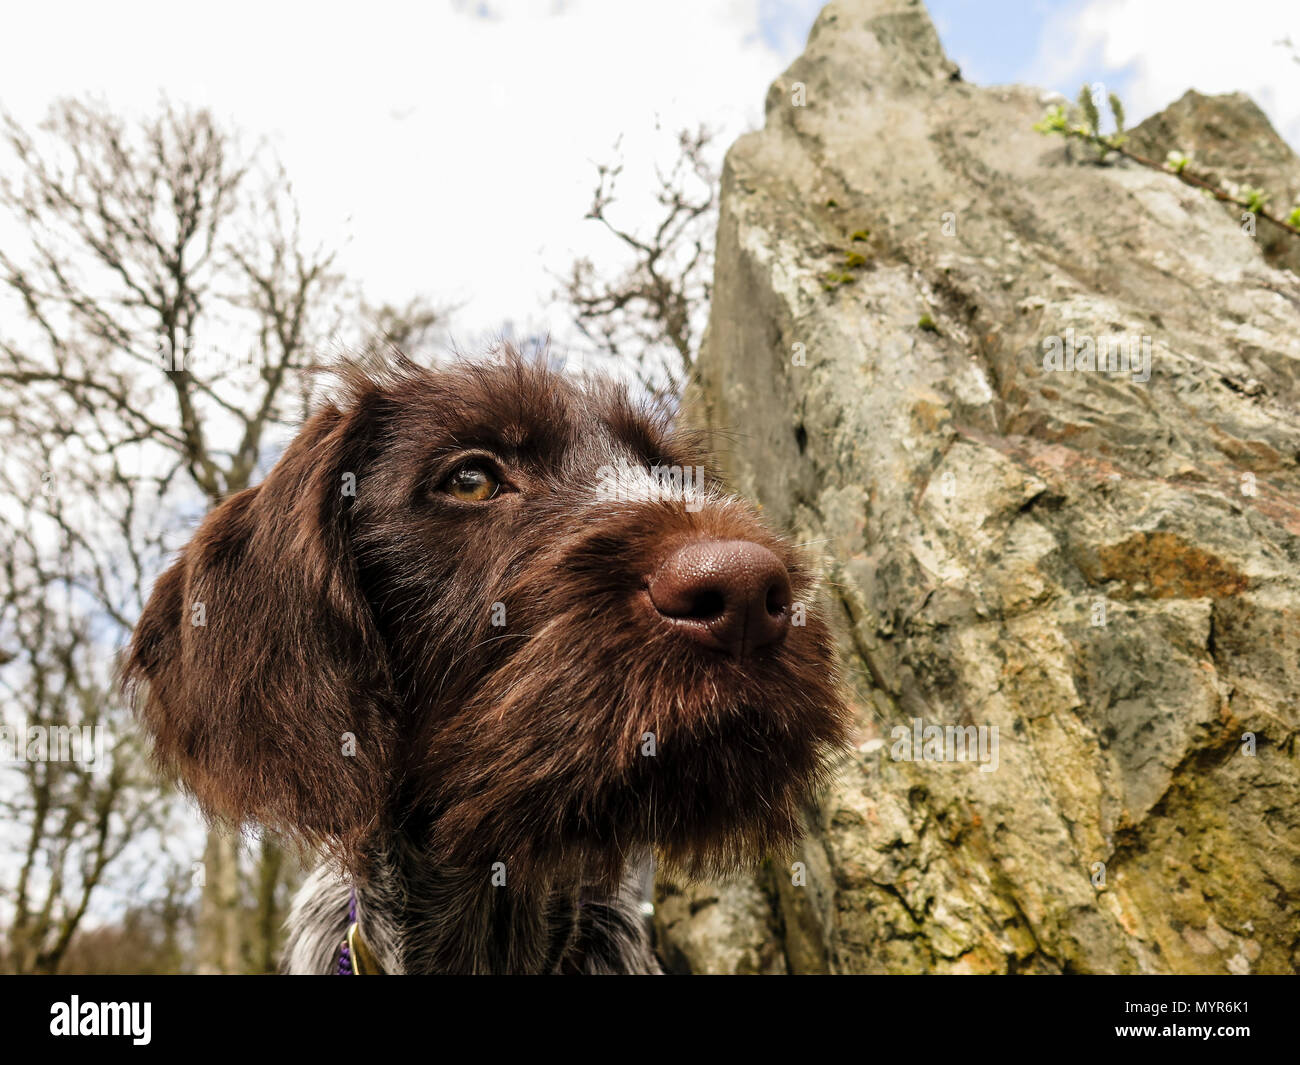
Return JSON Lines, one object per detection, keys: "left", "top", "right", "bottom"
{"left": 647, "top": 540, "right": 793, "bottom": 658}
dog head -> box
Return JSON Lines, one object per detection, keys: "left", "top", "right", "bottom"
{"left": 125, "top": 351, "right": 850, "bottom": 885}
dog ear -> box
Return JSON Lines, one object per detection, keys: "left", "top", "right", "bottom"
{"left": 124, "top": 403, "right": 396, "bottom": 858}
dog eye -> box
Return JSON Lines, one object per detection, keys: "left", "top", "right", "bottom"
{"left": 443, "top": 462, "right": 502, "bottom": 502}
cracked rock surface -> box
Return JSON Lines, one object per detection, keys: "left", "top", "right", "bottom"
{"left": 656, "top": 0, "right": 1300, "bottom": 974}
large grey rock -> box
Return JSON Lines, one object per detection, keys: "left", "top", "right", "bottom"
{"left": 658, "top": 0, "right": 1300, "bottom": 973}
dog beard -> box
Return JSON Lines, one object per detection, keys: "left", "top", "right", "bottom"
{"left": 399, "top": 497, "right": 851, "bottom": 889}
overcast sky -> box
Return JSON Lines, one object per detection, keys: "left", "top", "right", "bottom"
{"left": 2, "top": 0, "right": 1296, "bottom": 355}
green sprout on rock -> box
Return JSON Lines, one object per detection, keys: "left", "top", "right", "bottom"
{"left": 1034, "top": 84, "right": 1300, "bottom": 239}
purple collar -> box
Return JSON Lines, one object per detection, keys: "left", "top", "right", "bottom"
{"left": 335, "top": 888, "right": 383, "bottom": 975}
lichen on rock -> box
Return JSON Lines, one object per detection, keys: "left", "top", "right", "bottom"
{"left": 659, "top": 0, "right": 1300, "bottom": 974}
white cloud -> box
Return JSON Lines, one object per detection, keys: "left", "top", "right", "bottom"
{"left": 1030, "top": 0, "right": 1300, "bottom": 148}
{"left": 0, "top": 0, "right": 790, "bottom": 350}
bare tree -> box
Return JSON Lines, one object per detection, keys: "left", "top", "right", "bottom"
{"left": 55, "top": 867, "right": 195, "bottom": 975}
{"left": 362, "top": 295, "right": 459, "bottom": 360}
{"left": 561, "top": 125, "right": 719, "bottom": 401}
{"left": 0, "top": 97, "right": 430, "bottom": 972}
{"left": 0, "top": 472, "right": 175, "bottom": 973}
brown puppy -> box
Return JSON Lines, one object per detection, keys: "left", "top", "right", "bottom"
{"left": 125, "top": 350, "right": 849, "bottom": 973}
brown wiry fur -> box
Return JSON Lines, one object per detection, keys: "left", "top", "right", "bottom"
{"left": 125, "top": 349, "right": 849, "bottom": 934}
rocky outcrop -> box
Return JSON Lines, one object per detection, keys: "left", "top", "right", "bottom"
{"left": 658, "top": 0, "right": 1300, "bottom": 974}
